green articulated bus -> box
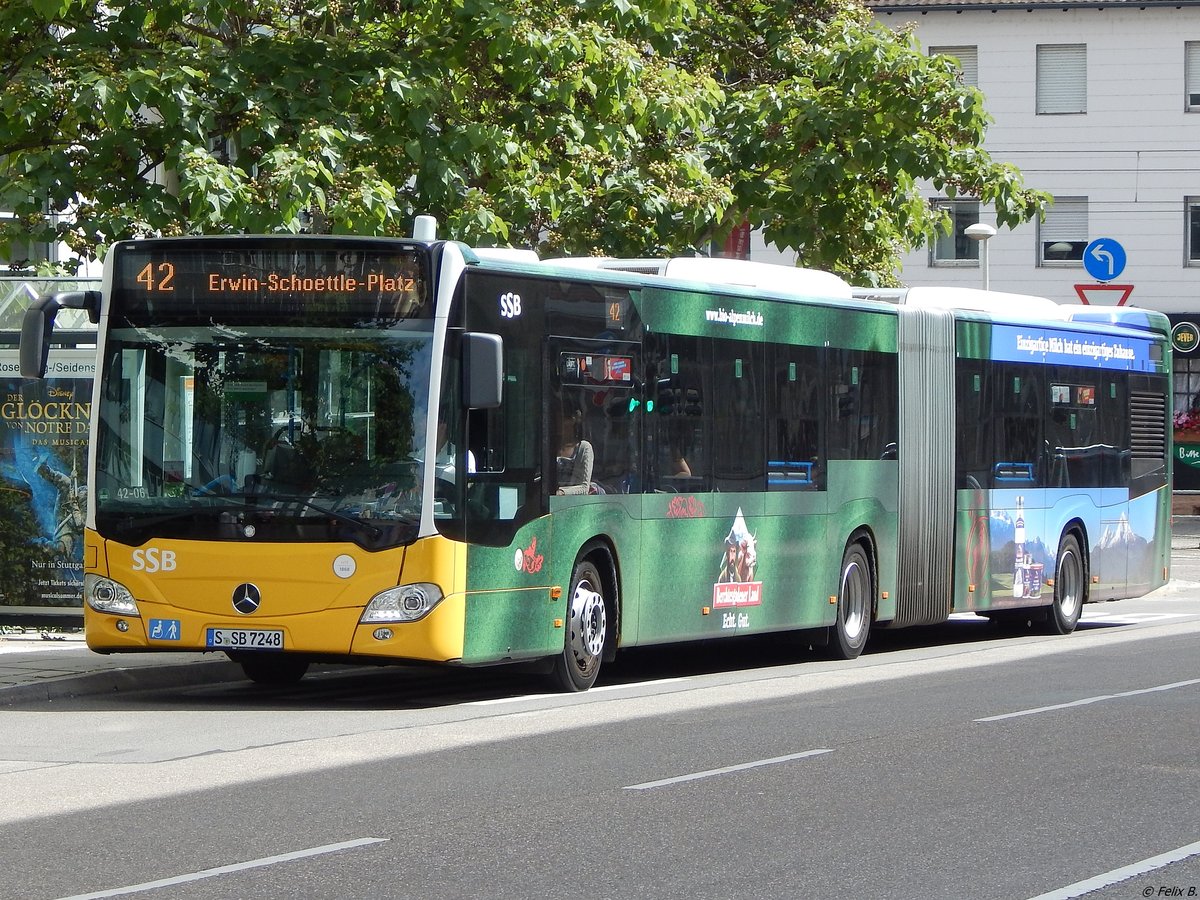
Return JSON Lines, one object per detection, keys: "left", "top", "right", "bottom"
{"left": 20, "top": 224, "right": 1172, "bottom": 690}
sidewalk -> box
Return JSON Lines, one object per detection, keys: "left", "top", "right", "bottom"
{"left": 0, "top": 629, "right": 244, "bottom": 705}
{"left": 1173, "top": 515, "right": 1200, "bottom": 550}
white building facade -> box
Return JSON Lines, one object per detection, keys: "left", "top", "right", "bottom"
{"left": 869, "top": 0, "right": 1200, "bottom": 503}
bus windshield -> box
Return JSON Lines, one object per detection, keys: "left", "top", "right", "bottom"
{"left": 93, "top": 323, "right": 435, "bottom": 550}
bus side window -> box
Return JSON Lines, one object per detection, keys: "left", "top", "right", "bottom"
{"left": 466, "top": 407, "right": 499, "bottom": 472}
{"left": 830, "top": 348, "right": 897, "bottom": 461}
{"left": 989, "top": 365, "right": 1044, "bottom": 487}
{"left": 648, "top": 335, "right": 710, "bottom": 492}
{"left": 456, "top": 269, "right": 548, "bottom": 543}
{"left": 956, "top": 359, "right": 991, "bottom": 489}
{"left": 768, "top": 345, "right": 824, "bottom": 490}
{"left": 712, "top": 338, "right": 764, "bottom": 492}
{"left": 1100, "top": 375, "right": 1130, "bottom": 486}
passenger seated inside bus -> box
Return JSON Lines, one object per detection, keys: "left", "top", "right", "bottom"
{"left": 670, "top": 443, "right": 692, "bottom": 477}
{"left": 657, "top": 419, "right": 704, "bottom": 490}
{"left": 555, "top": 405, "right": 594, "bottom": 495}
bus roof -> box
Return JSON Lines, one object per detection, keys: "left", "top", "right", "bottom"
{"left": 459, "top": 243, "right": 1168, "bottom": 338}
{"left": 542, "top": 256, "right": 855, "bottom": 299}
{"left": 856, "top": 285, "right": 1066, "bottom": 318}
{"left": 851, "top": 285, "right": 1168, "bottom": 338}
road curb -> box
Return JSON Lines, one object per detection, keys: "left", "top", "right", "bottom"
{"left": 0, "top": 659, "right": 246, "bottom": 706}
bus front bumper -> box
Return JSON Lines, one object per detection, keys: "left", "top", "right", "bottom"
{"left": 83, "top": 593, "right": 467, "bottom": 664}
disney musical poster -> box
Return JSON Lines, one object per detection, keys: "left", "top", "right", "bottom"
{"left": 0, "top": 349, "right": 94, "bottom": 609}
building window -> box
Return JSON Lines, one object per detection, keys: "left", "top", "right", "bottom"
{"left": 1036, "top": 44, "right": 1087, "bottom": 115}
{"left": 931, "top": 200, "right": 981, "bottom": 266}
{"left": 1175, "top": 354, "right": 1200, "bottom": 420}
{"left": 1187, "top": 198, "right": 1200, "bottom": 265}
{"left": 1188, "top": 43, "right": 1200, "bottom": 110}
{"left": 930, "top": 45, "right": 978, "bottom": 87}
{"left": 1039, "top": 197, "right": 1088, "bottom": 265}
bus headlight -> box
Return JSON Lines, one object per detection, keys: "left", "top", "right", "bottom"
{"left": 83, "top": 574, "right": 140, "bottom": 616}
{"left": 361, "top": 583, "right": 443, "bottom": 623}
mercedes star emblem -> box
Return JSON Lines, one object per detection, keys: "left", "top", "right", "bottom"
{"left": 232, "top": 582, "right": 262, "bottom": 615}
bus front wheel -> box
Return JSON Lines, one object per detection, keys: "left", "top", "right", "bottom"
{"left": 551, "top": 559, "right": 607, "bottom": 692}
{"left": 1046, "top": 533, "right": 1084, "bottom": 635}
{"left": 831, "top": 543, "right": 872, "bottom": 660}
{"left": 231, "top": 653, "right": 310, "bottom": 685}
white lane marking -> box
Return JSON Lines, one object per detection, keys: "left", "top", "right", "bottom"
{"left": 976, "top": 678, "right": 1200, "bottom": 722}
{"left": 592, "top": 678, "right": 690, "bottom": 693}
{"left": 53, "top": 837, "right": 388, "bottom": 900}
{"left": 1026, "top": 838, "right": 1200, "bottom": 900}
{"left": 944, "top": 612, "right": 1194, "bottom": 625}
{"left": 467, "top": 692, "right": 560, "bottom": 706}
{"left": 624, "top": 748, "right": 834, "bottom": 791}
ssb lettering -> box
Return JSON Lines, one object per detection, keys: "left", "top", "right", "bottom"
{"left": 132, "top": 548, "right": 177, "bottom": 573}
{"left": 500, "top": 292, "right": 522, "bottom": 318}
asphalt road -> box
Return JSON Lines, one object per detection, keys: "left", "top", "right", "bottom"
{"left": 2, "top": 584, "right": 1198, "bottom": 899}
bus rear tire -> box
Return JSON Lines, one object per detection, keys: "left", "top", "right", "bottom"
{"left": 1046, "top": 533, "right": 1084, "bottom": 635}
{"left": 232, "top": 653, "right": 310, "bottom": 685}
{"left": 831, "top": 542, "right": 872, "bottom": 660}
{"left": 550, "top": 559, "right": 607, "bottom": 692}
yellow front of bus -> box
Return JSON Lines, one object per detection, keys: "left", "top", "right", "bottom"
{"left": 79, "top": 235, "right": 481, "bottom": 678}
{"left": 81, "top": 529, "right": 468, "bottom": 665}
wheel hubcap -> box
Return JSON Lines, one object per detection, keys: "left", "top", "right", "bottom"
{"left": 841, "top": 560, "right": 868, "bottom": 642}
{"left": 569, "top": 579, "right": 606, "bottom": 662}
{"left": 1059, "top": 549, "right": 1081, "bottom": 619}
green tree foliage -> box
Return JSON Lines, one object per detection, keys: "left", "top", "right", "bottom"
{"left": 697, "top": 0, "right": 1045, "bottom": 281}
{"left": 1, "top": 0, "right": 1045, "bottom": 282}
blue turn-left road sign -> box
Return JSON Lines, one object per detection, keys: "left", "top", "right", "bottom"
{"left": 1083, "top": 237, "right": 1127, "bottom": 282}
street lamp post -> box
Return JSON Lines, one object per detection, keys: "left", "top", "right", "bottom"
{"left": 964, "top": 223, "right": 997, "bottom": 291}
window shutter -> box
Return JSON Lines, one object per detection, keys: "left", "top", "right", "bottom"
{"left": 931, "top": 46, "right": 978, "bottom": 87}
{"left": 1187, "top": 42, "right": 1200, "bottom": 108}
{"left": 1043, "top": 198, "right": 1088, "bottom": 242}
{"left": 1037, "top": 44, "right": 1087, "bottom": 114}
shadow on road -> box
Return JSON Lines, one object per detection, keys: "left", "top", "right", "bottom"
{"left": 37, "top": 609, "right": 1143, "bottom": 713}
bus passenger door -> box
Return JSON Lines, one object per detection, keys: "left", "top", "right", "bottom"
{"left": 547, "top": 338, "right": 644, "bottom": 641}
{"left": 453, "top": 271, "right": 556, "bottom": 664}
{"left": 638, "top": 333, "right": 717, "bottom": 643}
{"left": 993, "top": 364, "right": 1047, "bottom": 609}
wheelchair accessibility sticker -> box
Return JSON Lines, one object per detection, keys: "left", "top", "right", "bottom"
{"left": 148, "top": 619, "right": 182, "bottom": 641}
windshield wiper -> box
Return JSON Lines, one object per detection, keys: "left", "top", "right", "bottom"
{"left": 103, "top": 508, "right": 214, "bottom": 533}
{"left": 224, "top": 491, "right": 384, "bottom": 540}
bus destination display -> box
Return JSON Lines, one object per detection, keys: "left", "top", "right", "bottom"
{"left": 133, "top": 261, "right": 416, "bottom": 296}
{"left": 111, "top": 240, "right": 430, "bottom": 324}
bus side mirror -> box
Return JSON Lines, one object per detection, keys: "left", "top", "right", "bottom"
{"left": 20, "top": 295, "right": 60, "bottom": 379}
{"left": 463, "top": 332, "right": 503, "bottom": 409}
{"left": 19, "top": 291, "right": 101, "bottom": 379}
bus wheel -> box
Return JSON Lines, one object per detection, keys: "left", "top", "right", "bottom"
{"left": 232, "top": 653, "right": 310, "bottom": 685}
{"left": 832, "top": 543, "right": 872, "bottom": 660}
{"left": 551, "top": 559, "right": 607, "bottom": 692}
{"left": 1046, "top": 533, "right": 1084, "bottom": 635}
